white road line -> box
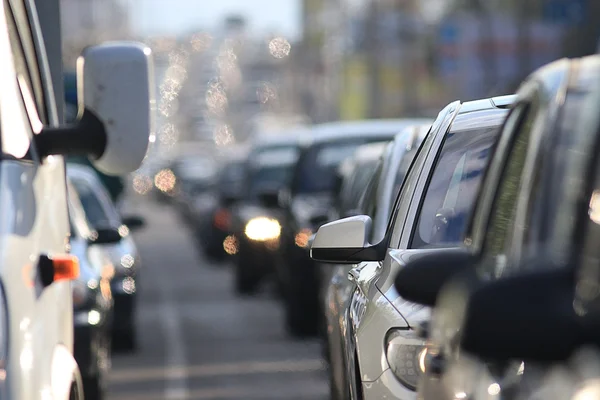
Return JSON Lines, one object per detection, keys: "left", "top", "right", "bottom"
{"left": 160, "top": 296, "right": 189, "bottom": 398}
{"left": 108, "top": 381, "right": 329, "bottom": 400}
{"left": 109, "top": 358, "right": 325, "bottom": 384}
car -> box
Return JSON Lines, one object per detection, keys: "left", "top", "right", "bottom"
{"left": 393, "top": 55, "right": 600, "bottom": 399}
{"left": 67, "top": 181, "right": 116, "bottom": 400}
{"left": 310, "top": 96, "right": 514, "bottom": 400}
{"left": 321, "top": 125, "right": 430, "bottom": 400}
{"left": 228, "top": 134, "right": 303, "bottom": 294}
{"left": 0, "top": 1, "right": 151, "bottom": 397}
{"left": 197, "top": 145, "right": 250, "bottom": 261}
{"left": 170, "top": 155, "right": 219, "bottom": 222}
{"left": 67, "top": 164, "right": 145, "bottom": 351}
{"left": 275, "top": 118, "right": 431, "bottom": 337}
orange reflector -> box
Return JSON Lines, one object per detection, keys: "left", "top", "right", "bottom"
{"left": 52, "top": 255, "right": 80, "bottom": 282}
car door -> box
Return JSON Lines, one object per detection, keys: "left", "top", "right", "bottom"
{"left": 0, "top": 0, "right": 72, "bottom": 396}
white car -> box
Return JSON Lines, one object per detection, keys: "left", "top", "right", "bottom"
{"left": 311, "top": 95, "right": 514, "bottom": 400}
{"left": 0, "top": 0, "right": 152, "bottom": 398}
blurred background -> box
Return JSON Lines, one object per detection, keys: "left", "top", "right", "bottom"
{"left": 58, "top": 1, "right": 600, "bottom": 399}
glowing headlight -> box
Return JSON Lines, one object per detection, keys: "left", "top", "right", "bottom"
{"left": 244, "top": 217, "right": 281, "bottom": 241}
{"left": 385, "top": 329, "right": 427, "bottom": 390}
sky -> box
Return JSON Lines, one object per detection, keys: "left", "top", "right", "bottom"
{"left": 124, "top": 0, "right": 301, "bottom": 40}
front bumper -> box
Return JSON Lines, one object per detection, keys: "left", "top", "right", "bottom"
{"left": 364, "top": 369, "right": 417, "bottom": 400}
{"left": 236, "top": 236, "right": 278, "bottom": 275}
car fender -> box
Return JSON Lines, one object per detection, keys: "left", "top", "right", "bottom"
{"left": 51, "top": 344, "right": 81, "bottom": 400}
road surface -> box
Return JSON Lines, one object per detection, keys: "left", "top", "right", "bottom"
{"left": 107, "top": 196, "right": 329, "bottom": 400}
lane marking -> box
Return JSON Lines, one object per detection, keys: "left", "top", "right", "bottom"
{"left": 109, "top": 358, "right": 325, "bottom": 384}
{"left": 108, "top": 380, "right": 329, "bottom": 400}
{"left": 160, "top": 294, "right": 189, "bottom": 399}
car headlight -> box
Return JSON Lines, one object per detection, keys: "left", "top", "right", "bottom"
{"left": 244, "top": 217, "right": 281, "bottom": 241}
{"left": 385, "top": 329, "right": 427, "bottom": 390}
{"left": 72, "top": 279, "right": 96, "bottom": 309}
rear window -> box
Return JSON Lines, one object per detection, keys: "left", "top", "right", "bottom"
{"left": 411, "top": 123, "right": 501, "bottom": 248}
{"left": 293, "top": 137, "right": 389, "bottom": 194}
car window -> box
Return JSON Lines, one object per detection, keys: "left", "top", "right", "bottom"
{"left": 390, "top": 127, "right": 434, "bottom": 247}
{"left": 293, "top": 138, "right": 387, "bottom": 195}
{"left": 66, "top": 182, "right": 94, "bottom": 239}
{"left": 411, "top": 122, "right": 501, "bottom": 249}
{"left": 478, "top": 101, "right": 538, "bottom": 276}
{"left": 71, "top": 178, "right": 121, "bottom": 228}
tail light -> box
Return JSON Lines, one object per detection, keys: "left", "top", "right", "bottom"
{"left": 214, "top": 208, "right": 231, "bottom": 230}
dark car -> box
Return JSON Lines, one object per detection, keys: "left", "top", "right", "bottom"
{"left": 67, "top": 181, "right": 116, "bottom": 400}
{"left": 170, "top": 155, "right": 218, "bottom": 222}
{"left": 68, "top": 164, "right": 145, "bottom": 351}
{"left": 275, "top": 118, "right": 431, "bottom": 337}
{"left": 229, "top": 135, "right": 303, "bottom": 294}
{"left": 197, "top": 145, "right": 250, "bottom": 261}
{"left": 392, "top": 55, "right": 600, "bottom": 399}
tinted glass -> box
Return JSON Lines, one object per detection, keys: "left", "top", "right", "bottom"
{"left": 245, "top": 145, "right": 299, "bottom": 197}
{"left": 71, "top": 180, "right": 112, "bottom": 227}
{"left": 482, "top": 102, "right": 537, "bottom": 261}
{"left": 294, "top": 138, "right": 385, "bottom": 194}
{"left": 412, "top": 123, "right": 501, "bottom": 248}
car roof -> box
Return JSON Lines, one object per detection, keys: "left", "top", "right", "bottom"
{"left": 302, "top": 118, "right": 433, "bottom": 146}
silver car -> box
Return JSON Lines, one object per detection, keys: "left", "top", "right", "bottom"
{"left": 67, "top": 164, "right": 144, "bottom": 350}
{"left": 311, "top": 95, "right": 514, "bottom": 400}
{"left": 322, "top": 125, "right": 430, "bottom": 400}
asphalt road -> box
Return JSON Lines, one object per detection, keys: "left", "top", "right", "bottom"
{"left": 107, "top": 195, "right": 329, "bottom": 400}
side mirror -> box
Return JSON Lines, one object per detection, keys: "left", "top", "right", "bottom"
{"left": 89, "top": 226, "right": 123, "bottom": 245}
{"left": 256, "top": 189, "right": 280, "bottom": 209}
{"left": 393, "top": 249, "right": 477, "bottom": 307}
{"left": 35, "top": 42, "right": 153, "bottom": 175}
{"left": 460, "top": 265, "right": 580, "bottom": 363}
{"left": 310, "top": 215, "right": 382, "bottom": 264}
{"left": 121, "top": 215, "right": 145, "bottom": 231}
{"left": 278, "top": 188, "right": 292, "bottom": 209}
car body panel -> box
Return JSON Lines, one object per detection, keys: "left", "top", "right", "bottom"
{"left": 0, "top": 0, "right": 79, "bottom": 398}
{"left": 344, "top": 98, "right": 514, "bottom": 400}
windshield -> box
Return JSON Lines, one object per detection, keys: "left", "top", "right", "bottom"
{"left": 71, "top": 179, "right": 115, "bottom": 228}
{"left": 293, "top": 139, "right": 381, "bottom": 194}
{"left": 245, "top": 145, "right": 299, "bottom": 198}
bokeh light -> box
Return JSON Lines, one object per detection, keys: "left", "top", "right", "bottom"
{"left": 154, "top": 169, "right": 176, "bottom": 193}
{"left": 268, "top": 37, "right": 291, "bottom": 59}
{"left": 295, "top": 228, "right": 313, "bottom": 248}
{"left": 213, "top": 124, "right": 235, "bottom": 147}
{"left": 132, "top": 174, "right": 153, "bottom": 195}
{"left": 190, "top": 32, "right": 213, "bottom": 52}
{"left": 223, "top": 235, "right": 239, "bottom": 255}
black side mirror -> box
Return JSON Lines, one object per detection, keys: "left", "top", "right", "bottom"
{"left": 460, "top": 264, "right": 580, "bottom": 363}
{"left": 89, "top": 226, "right": 123, "bottom": 245}
{"left": 394, "top": 249, "right": 477, "bottom": 307}
{"left": 121, "top": 215, "right": 145, "bottom": 231}
{"left": 257, "top": 190, "right": 280, "bottom": 209}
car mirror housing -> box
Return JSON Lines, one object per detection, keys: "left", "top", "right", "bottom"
{"left": 121, "top": 215, "right": 145, "bottom": 231}
{"left": 35, "top": 42, "right": 153, "bottom": 175}
{"left": 89, "top": 226, "right": 123, "bottom": 245}
{"left": 393, "top": 249, "right": 477, "bottom": 307}
{"left": 310, "top": 215, "right": 383, "bottom": 264}
{"left": 459, "top": 265, "right": 581, "bottom": 363}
